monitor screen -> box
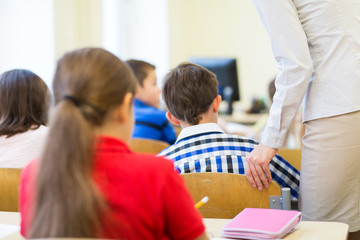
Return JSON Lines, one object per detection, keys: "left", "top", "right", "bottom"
{"left": 188, "top": 57, "right": 240, "bottom": 102}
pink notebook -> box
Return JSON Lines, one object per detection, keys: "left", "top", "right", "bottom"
{"left": 222, "top": 208, "right": 302, "bottom": 239}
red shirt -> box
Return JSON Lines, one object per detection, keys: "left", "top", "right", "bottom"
{"left": 20, "top": 136, "right": 205, "bottom": 239}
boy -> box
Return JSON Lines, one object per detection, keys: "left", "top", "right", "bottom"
{"left": 126, "top": 60, "right": 176, "bottom": 144}
{"left": 158, "top": 63, "right": 300, "bottom": 200}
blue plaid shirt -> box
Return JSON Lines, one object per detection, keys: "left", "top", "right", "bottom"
{"left": 158, "top": 123, "right": 300, "bottom": 200}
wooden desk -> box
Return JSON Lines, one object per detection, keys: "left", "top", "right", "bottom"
{"left": 0, "top": 212, "right": 349, "bottom": 240}
{"left": 203, "top": 218, "right": 349, "bottom": 240}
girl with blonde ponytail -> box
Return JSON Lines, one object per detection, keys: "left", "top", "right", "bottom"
{"left": 19, "top": 48, "right": 208, "bottom": 240}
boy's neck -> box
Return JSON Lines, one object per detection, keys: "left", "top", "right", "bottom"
{"left": 180, "top": 112, "right": 218, "bottom": 128}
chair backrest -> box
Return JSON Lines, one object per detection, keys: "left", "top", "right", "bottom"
{"left": 277, "top": 148, "right": 302, "bottom": 171}
{"left": 181, "top": 172, "right": 282, "bottom": 219}
{"left": 0, "top": 168, "right": 22, "bottom": 212}
{"left": 129, "top": 138, "right": 170, "bottom": 154}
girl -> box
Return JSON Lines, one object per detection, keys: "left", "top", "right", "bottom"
{"left": 0, "top": 69, "right": 50, "bottom": 168}
{"left": 19, "top": 48, "right": 207, "bottom": 240}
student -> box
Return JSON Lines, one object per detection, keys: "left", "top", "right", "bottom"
{"left": 126, "top": 59, "right": 176, "bottom": 144}
{"left": 0, "top": 69, "right": 50, "bottom": 168}
{"left": 158, "top": 63, "right": 300, "bottom": 200}
{"left": 19, "top": 48, "right": 208, "bottom": 240}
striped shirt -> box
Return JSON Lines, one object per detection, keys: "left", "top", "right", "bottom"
{"left": 158, "top": 123, "right": 300, "bottom": 200}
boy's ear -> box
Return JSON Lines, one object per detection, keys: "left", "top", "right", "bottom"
{"left": 212, "top": 95, "right": 222, "bottom": 113}
{"left": 166, "top": 112, "right": 181, "bottom": 126}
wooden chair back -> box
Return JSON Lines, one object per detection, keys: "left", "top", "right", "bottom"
{"left": 129, "top": 138, "right": 170, "bottom": 154}
{"left": 277, "top": 148, "right": 302, "bottom": 171}
{"left": 181, "top": 172, "right": 282, "bottom": 219}
{"left": 0, "top": 168, "right": 22, "bottom": 212}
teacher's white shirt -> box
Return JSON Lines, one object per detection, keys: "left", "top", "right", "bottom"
{"left": 252, "top": 0, "right": 360, "bottom": 148}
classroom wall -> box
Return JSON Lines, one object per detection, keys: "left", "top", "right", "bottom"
{"left": 0, "top": 0, "right": 278, "bottom": 106}
{"left": 0, "top": 0, "right": 55, "bottom": 86}
{"left": 54, "top": 0, "right": 103, "bottom": 60}
{"left": 168, "top": 0, "right": 278, "bottom": 106}
{"left": 0, "top": 0, "right": 102, "bottom": 87}
{"left": 102, "top": 0, "right": 169, "bottom": 83}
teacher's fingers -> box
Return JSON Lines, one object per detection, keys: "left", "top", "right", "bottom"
{"left": 254, "top": 163, "right": 269, "bottom": 189}
{"left": 248, "top": 161, "right": 264, "bottom": 190}
{"left": 261, "top": 162, "right": 272, "bottom": 184}
{"left": 245, "top": 162, "right": 256, "bottom": 188}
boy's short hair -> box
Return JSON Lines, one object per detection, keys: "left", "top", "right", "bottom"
{"left": 126, "top": 59, "right": 155, "bottom": 86}
{"left": 163, "top": 62, "right": 218, "bottom": 125}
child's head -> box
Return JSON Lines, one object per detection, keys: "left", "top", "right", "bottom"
{"left": 0, "top": 69, "right": 51, "bottom": 137}
{"left": 30, "top": 48, "right": 137, "bottom": 238}
{"left": 52, "top": 48, "right": 136, "bottom": 124}
{"left": 162, "top": 62, "right": 219, "bottom": 125}
{"left": 126, "top": 59, "right": 161, "bottom": 108}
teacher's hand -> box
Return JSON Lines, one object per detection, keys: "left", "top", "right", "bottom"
{"left": 245, "top": 143, "right": 277, "bottom": 190}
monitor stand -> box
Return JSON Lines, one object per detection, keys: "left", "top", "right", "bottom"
{"left": 223, "top": 86, "right": 234, "bottom": 115}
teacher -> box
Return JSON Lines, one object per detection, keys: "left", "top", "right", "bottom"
{"left": 246, "top": 0, "right": 360, "bottom": 238}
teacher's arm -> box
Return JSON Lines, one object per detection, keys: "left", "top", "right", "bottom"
{"left": 248, "top": 0, "right": 313, "bottom": 189}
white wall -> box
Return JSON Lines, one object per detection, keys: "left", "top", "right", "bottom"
{"left": 103, "top": 0, "right": 169, "bottom": 83}
{"left": 0, "top": 0, "right": 277, "bottom": 108}
{"left": 54, "top": 0, "right": 103, "bottom": 60}
{"left": 168, "top": 0, "right": 278, "bottom": 106}
{"left": 0, "top": 0, "right": 55, "bottom": 86}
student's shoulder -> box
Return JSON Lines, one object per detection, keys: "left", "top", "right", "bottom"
{"left": 158, "top": 143, "right": 180, "bottom": 157}
{"left": 131, "top": 151, "right": 174, "bottom": 170}
{"left": 146, "top": 107, "right": 167, "bottom": 118}
{"left": 21, "top": 160, "right": 39, "bottom": 183}
{"left": 174, "top": 132, "right": 257, "bottom": 146}
{"left": 132, "top": 153, "right": 179, "bottom": 180}
{"left": 224, "top": 133, "right": 259, "bottom": 145}
{"left": 135, "top": 107, "right": 168, "bottom": 125}
{"left": 27, "top": 125, "right": 49, "bottom": 138}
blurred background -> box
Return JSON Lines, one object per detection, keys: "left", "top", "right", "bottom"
{"left": 0, "top": 0, "right": 278, "bottom": 108}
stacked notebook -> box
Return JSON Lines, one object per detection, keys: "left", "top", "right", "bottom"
{"left": 222, "top": 208, "right": 302, "bottom": 239}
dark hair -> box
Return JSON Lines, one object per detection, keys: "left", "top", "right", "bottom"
{"left": 162, "top": 62, "right": 218, "bottom": 125}
{"left": 0, "top": 69, "right": 50, "bottom": 138}
{"left": 29, "top": 48, "right": 137, "bottom": 238}
{"left": 126, "top": 59, "right": 155, "bottom": 86}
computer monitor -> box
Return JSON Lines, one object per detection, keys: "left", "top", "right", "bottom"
{"left": 189, "top": 57, "right": 240, "bottom": 114}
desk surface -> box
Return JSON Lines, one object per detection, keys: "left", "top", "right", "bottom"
{"left": 203, "top": 218, "right": 349, "bottom": 240}
{"left": 0, "top": 212, "right": 349, "bottom": 240}
{"left": 0, "top": 211, "right": 21, "bottom": 240}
